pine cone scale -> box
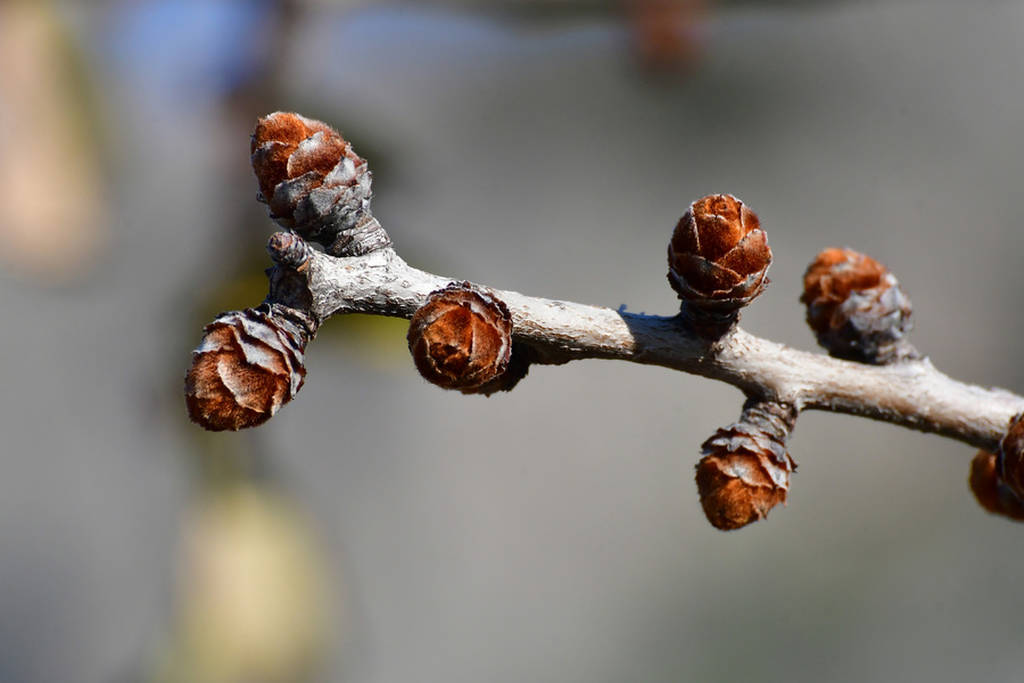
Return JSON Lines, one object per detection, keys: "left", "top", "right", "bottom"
{"left": 717, "top": 229, "right": 770, "bottom": 276}
{"left": 215, "top": 356, "right": 279, "bottom": 414}
{"left": 286, "top": 132, "right": 348, "bottom": 179}
{"left": 251, "top": 141, "right": 295, "bottom": 201}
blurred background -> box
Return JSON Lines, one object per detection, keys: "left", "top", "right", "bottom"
{"left": 3, "top": 0, "right": 1024, "bottom": 681}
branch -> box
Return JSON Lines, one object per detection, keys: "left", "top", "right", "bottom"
{"left": 184, "top": 111, "right": 1024, "bottom": 530}
{"left": 297, "top": 243, "right": 1023, "bottom": 452}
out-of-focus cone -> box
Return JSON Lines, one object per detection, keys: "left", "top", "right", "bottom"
{"left": 801, "top": 248, "right": 916, "bottom": 364}
{"left": 152, "top": 484, "right": 333, "bottom": 683}
{"left": 968, "top": 449, "right": 1024, "bottom": 522}
{"left": 627, "top": 0, "right": 708, "bottom": 70}
{"left": 0, "top": 2, "right": 108, "bottom": 284}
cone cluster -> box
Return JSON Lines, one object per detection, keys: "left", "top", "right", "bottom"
{"left": 185, "top": 306, "right": 308, "bottom": 431}
{"left": 801, "top": 248, "right": 915, "bottom": 364}
{"left": 667, "top": 194, "right": 772, "bottom": 335}
{"left": 250, "top": 112, "right": 390, "bottom": 257}
{"left": 407, "top": 282, "right": 523, "bottom": 395}
{"left": 695, "top": 402, "right": 796, "bottom": 530}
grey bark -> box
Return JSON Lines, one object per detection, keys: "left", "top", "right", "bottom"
{"left": 269, "top": 244, "right": 1024, "bottom": 452}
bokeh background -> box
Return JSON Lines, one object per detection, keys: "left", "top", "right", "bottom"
{"left": 3, "top": 1, "right": 1024, "bottom": 682}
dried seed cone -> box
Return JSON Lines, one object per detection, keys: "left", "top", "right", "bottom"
{"left": 250, "top": 112, "right": 390, "bottom": 257}
{"left": 185, "top": 306, "right": 309, "bottom": 431}
{"left": 996, "top": 413, "right": 1024, "bottom": 500}
{"left": 801, "top": 248, "right": 915, "bottom": 364}
{"left": 267, "top": 231, "right": 314, "bottom": 271}
{"left": 695, "top": 402, "right": 796, "bottom": 531}
{"left": 667, "top": 194, "right": 772, "bottom": 330}
{"left": 407, "top": 282, "right": 514, "bottom": 395}
{"left": 969, "top": 449, "right": 1024, "bottom": 521}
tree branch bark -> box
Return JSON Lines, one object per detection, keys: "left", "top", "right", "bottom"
{"left": 272, "top": 242, "right": 1024, "bottom": 452}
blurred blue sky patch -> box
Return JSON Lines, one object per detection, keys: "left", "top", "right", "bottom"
{"left": 100, "top": 0, "right": 274, "bottom": 102}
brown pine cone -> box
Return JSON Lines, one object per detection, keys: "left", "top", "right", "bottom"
{"left": 667, "top": 194, "right": 772, "bottom": 336}
{"left": 407, "top": 282, "right": 519, "bottom": 395}
{"left": 250, "top": 112, "right": 390, "bottom": 257}
{"left": 266, "top": 230, "right": 314, "bottom": 271}
{"left": 185, "top": 305, "right": 310, "bottom": 431}
{"left": 996, "top": 413, "right": 1024, "bottom": 500}
{"left": 969, "top": 449, "right": 1024, "bottom": 521}
{"left": 695, "top": 401, "right": 796, "bottom": 531}
{"left": 801, "top": 248, "right": 916, "bottom": 364}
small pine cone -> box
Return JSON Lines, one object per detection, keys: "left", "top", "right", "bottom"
{"left": 407, "top": 282, "right": 515, "bottom": 395}
{"left": 996, "top": 412, "right": 1024, "bottom": 500}
{"left": 185, "top": 305, "right": 309, "bottom": 431}
{"left": 667, "top": 194, "right": 772, "bottom": 336}
{"left": 267, "top": 230, "right": 314, "bottom": 271}
{"left": 250, "top": 112, "right": 390, "bottom": 257}
{"left": 695, "top": 401, "right": 796, "bottom": 531}
{"left": 801, "top": 248, "right": 916, "bottom": 364}
{"left": 968, "top": 450, "right": 1024, "bottom": 521}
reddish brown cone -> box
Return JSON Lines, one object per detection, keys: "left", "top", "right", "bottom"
{"left": 695, "top": 401, "right": 796, "bottom": 530}
{"left": 969, "top": 449, "right": 1024, "bottom": 521}
{"left": 407, "top": 283, "right": 517, "bottom": 395}
{"left": 801, "top": 248, "right": 916, "bottom": 364}
{"left": 250, "top": 112, "right": 389, "bottom": 257}
{"left": 185, "top": 305, "right": 309, "bottom": 431}
{"left": 996, "top": 413, "right": 1024, "bottom": 500}
{"left": 668, "top": 194, "right": 772, "bottom": 336}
